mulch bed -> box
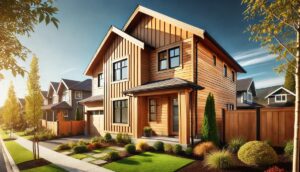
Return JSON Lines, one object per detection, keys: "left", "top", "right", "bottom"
{"left": 17, "top": 158, "right": 51, "bottom": 170}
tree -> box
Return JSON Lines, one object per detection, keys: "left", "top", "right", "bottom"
{"left": 284, "top": 60, "right": 296, "bottom": 92}
{"left": 201, "top": 93, "right": 219, "bottom": 145}
{"left": 0, "top": 0, "right": 59, "bottom": 79}
{"left": 2, "top": 82, "right": 20, "bottom": 138}
{"left": 242, "top": 1, "right": 300, "bottom": 171}
{"left": 25, "top": 56, "right": 43, "bottom": 160}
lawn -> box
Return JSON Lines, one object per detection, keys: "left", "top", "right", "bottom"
{"left": 103, "top": 152, "right": 194, "bottom": 172}
{"left": 0, "top": 128, "right": 9, "bottom": 139}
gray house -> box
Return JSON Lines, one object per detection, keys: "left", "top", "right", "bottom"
{"left": 236, "top": 78, "right": 261, "bottom": 109}
{"left": 264, "top": 86, "right": 295, "bottom": 107}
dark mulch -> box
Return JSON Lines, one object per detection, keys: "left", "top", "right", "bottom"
{"left": 3, "top": 138, "right": 16, "bottom": 141}
{"left": 17, "top": 158, "right": 51, "bottom": 170}
{"left": 178, "top": 154, "right": 292, "bottom": 172}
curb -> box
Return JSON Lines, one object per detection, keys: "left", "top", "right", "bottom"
{"left": 0, "top": 138, "right": 20, "bottom": 172}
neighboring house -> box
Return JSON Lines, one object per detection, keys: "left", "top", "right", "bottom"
{"left": 264, "top": 86, "right": 295, "bottom": 107}
{"left": 42, "top": 79, "right": 92, "bottom": 121}
{"left": 236, "top": 78, "right": 261, "bottom": 109}
{"left": 82, "top": 5, "right": 246, "bottom": 145}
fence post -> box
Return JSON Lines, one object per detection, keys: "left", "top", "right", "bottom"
{"left": 222, "top": 108, "right": 226, "bottom": 143}
{"left": 256, "top": 107, "right": 261, "bottom": 140}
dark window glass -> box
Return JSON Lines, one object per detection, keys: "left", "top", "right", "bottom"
{"left": 113, "top": 59, "right": 128, "bottom": 81}
{"left": 149, "top": 99, "right": 157, "bottom": 121}
{"left": 213, "top": 55, "right": 217, "bottom": 66}
{"left": 98, "top": 73, "right": 104, "bottom": 87}
{"left": 158, "top": 51, "right": 167, "bottom": 70}
{"left": 169, "top": 47, "right": 180, "bottom": 68}
{"left": 224, "top": 65, "right": 227, "bottom": 77}
{"left": 232, "top": 71, "right": 235, "bottom": 82}
{"left": 113, "top": 100, "right": 128, "bottom": 124}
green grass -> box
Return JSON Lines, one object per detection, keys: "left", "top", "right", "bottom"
{"left": 22, "top": 164, "right": 66, "bottom": 172}
{"left": 103, "top": 152, "right": 194, "bottom": 172}
{"left": 71, "top": 153, "right": 88, "bottom": 160}
{"left": 0, "top": 128, "right": 9, "bottom": 139}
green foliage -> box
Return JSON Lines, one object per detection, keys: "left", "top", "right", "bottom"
{"left": 201, "top": 93, "right": 219, "bottom": 145}
{"left": 90, "top": 136, "right": 104, "bottom": 144}
{"left": 205, "top": 150, "right": 234, "bottom": 169}
{"left": 54, "top": 143, "right": 71, "bottom": 151}
{"left": 73, "top": 145, "right": 88, "bottom": 153}
{"left": 284, "top": 60, "right": 296, "bottom": 92}
{"left": 238, "top": 141, "right": 278, "bottom": 166}
{"left": 153, "top": 141, "right": 164, "bottom": 152}
{"left": 172, "top": 144, "right": 182, "bottom": 155}
{"left": 228, "top": 137, "right": 246, "bottom": 153}
{"left": 136, "top": 141, "right": 149, "bottom": 152}
{"left": 122, "top": 134, "right": 131, "bottom": 144}
{"left": 164, "top": 144, "right": 173, "bottom": 153}
{"left": 104, "top": 133, "right": 112, "bottom": 142}
{"left": 106, "top": 151, "right": 120, "bottom": 161}
{"left": 143, "top": 126, "right": 152, "bottom": 137}
{"left": 284, "top": 140, "right": 293, "bottom": 161}
{"left": 116, "top": 133, "right": 123, "bottom": 143}
{"left": 185, "top": 147, "right": 193, "bottom": 156}
{"left": 77, "top": 139, "right": 88, "bottom": 146}
{"left": 125, "top": 144, "right": 136, "bottom": 154}
{"left": 68, "top": 141, "right": 77, "bottom": 149}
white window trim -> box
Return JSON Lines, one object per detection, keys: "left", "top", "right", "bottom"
{"left": 275, "top": 94, "right": 287, "bottom": 103}
{"left": 111, "top": 56, "right": 129, "bottom": 84}
{"left": 98, "top": 73, "right": 104, "bottom": 88}
{"left": 75, "top": 91, "right": 82, "bottom": 99}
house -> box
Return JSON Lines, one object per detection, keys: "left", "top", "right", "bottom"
{"left": 42, "top": 79, "right": 92, "bottom": 122}
{"left": 236, "top": 78, "right": 261, "bottom": 109}
{"left": 264, "top": 86, "right": 295, "bottom": 107}
{"left": 82, "top": 5, "right": 246, "bottom": 145}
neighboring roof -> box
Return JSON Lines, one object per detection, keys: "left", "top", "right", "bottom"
{"left": 254, "top": 85, "right": 282, "bottom": 106}
{"left": 265, "top": 86, "right": 296, "bottom": 98}
{"left": 70, "top": 79, "right": 92, "bottom": 91}
{"left": 84, "top": 26, "right": 145, "bottom": 76}
{"left": 79, "top": 95, "right": 104, "bottom": 104}
{"left": 61, "top": 79, "right": 80, "bottom": 89}
{"left": 237, "top": 78, "right": 253, "bottom": 92}
{"left": 42, "top": 101, "right": 72, "bottom": 110}
{"left": 50, "top": 82, "right": 59, "bottom": 91}
{"left": 41, "top": 91, "right": 48, "bottom": 98}
{"left": 123, "top": 78, "right": 204, "bottom": 95}
{"left": 18, "top": 98, "right": 25, "bottom": 107}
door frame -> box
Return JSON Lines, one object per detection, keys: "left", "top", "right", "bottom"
{"left": 169, "top": 96, "right": 179, "bottom": 136}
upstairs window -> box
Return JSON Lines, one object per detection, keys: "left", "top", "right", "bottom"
{"left": 62, "top": 91, "right": 69, "bottom": 102}
{"left": 158, "top": 46, "right": 180, "bottom": 71}
{"left": 169, "top": 47, "right": 180, "bottom": 68}
{"left": 113, "top": 99, "right": 128, "bottom": 124}
{"left": 113, "top": 59, "right": 128, "bottom": 81}
{"left": 232, "top": 71, "right": 235, "bottom": 82}
{"left": 98, "top": 73, "right": 104, "bottom": 87}
{"left": 224, "top": 64, "right": 227, "bottom": 77}
{"left": 149, "top": 99, "right": 157, "bottom": 121}
{"left": 213, "top": 55, "right": 217, "bottom": 66}
{"left": 275, "top": 94, "right": 287, "bottom": 103}
{"left": 158, "top": 51, "right": 167, "bottom": 70}
{"left": 75, "top": 91, "right": 82, "bottom": 99}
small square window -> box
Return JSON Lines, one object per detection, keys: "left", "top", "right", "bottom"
{"left": 224, "top": 65, "right": 227, "bottom": 77}
{"left": 169, "top": 47, "right": 180, "bottom": 68}
{"left": 98, "top": 73, "right": 104, "bottom": 87}
{"left": 158, "top": 51, "right": 167, "bottom": 70}
{"left": 213, "top": 55, "right": 217, "bottom": 66}
{"left": 75, "top": 91, "right": 82, "bottom": 99}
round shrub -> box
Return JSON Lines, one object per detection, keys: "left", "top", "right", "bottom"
{"left": 193, "top": 141, "right": 218, "bottom": 157}
{"left": 54, "top": 143, "right": 70, "bottom": 151}
{"left": 136, "top": 141, "right": 149, "bottom": 152}
{"left": 173, "top": 144, "right": 182, "bottom": 155}
{"left": 116, "top": 133, "right": 123, "bottom": 143}
{"left": 284, "top": 140, "right": 293, "bottom": 161}
{"left": 91, "top": 136, "right": 104, "bottom": 144}
{"left": 153, "top": 141, "right": 164, "bottom": 152}
{"left": 205, "top": 150, "right": 234, "bottom": 169}
{"left": 104, "top": 133, "right": 112, "bottom": 142}
{"left": 238, "top": 141, "right": 278, "bottom": 166}
{"left": 73, "top": 145, "right": 88, "bottom": 153}
{"left": 125, "top": 144, "right": 136, "bottom": 154}
{"left": 87, "top": 143, "right": 96, "bottom": 151}
{"left": 77, "top": 139, "right": 88, "bottom": 146}
{"left": 106, "top": 151, "right": 120, "bottom": 161}
{"left": 122, "top": 134, "right": 131, "bottom": 144}
{"left": 228, "top": 137, "right": 246, "bottom": 153}
{"left": 185, "top": 147, "right": 193, "bottom": 156}
{"left": 164, "top": 144, "right": 173, "bottom": 153}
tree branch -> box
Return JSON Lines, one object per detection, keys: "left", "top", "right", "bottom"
{"left": 273, "top": 35, "right": 297, "bottom": 59}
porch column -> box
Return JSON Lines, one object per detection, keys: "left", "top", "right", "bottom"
{"left": 178, "top": 90, "right": 191, "bottom": 145}
{"left": 133, "top": 96, "right": 139, "bottom": 138}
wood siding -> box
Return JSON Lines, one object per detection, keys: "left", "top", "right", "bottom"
{"left": 91, "top": 61, "right": 104, "bottom": 96}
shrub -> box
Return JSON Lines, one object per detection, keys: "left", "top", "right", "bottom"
{"left": 125, "top": 144, "right": 136, "bottom": 154}
{"left": 205, "top": 150, "right": 234, "bottom": 169}
{"left": 238, "top": 141, "right": 278, "bottom": 166}
{"left": 201, "top": 93, "right": 219, "bottom": 145}
{"left": 87, "top": 143, "right": 96, "bottom": 151}
{"left": 93, "top": 142, "right": 103, "bottom": 149}
{"left": 143, "top": 126, "right": 152, "bottom": 137}
{"left": 73, "top": 145, "right": 88, "bottom": 153}
{"left": 24, "top": 128, "right": 35, "bottom": 136}
{"left": 228, "top": 137, "right": 246, "bottom": 153}
{"left": 136, "top": 141, "right": 149, "bottom": 152}
{"left": 122, "top": 134, "right": 131, "bottom": 144}
{"left": 68, "top": 141, "right": 77, "bottom": 148}
{"left": 284, "top": 140, "right": 293, "bottom": 161}
{"left": 193, "top": 142, "right": 218, "bottom": 157}
{"left": 153, "top": 141, "right": 164, "bottom": 152}
{"left": 90, "top": 136, "right": 104, "bottom": 144}
{"left": 173, "top": 144, "right": 182, "bottom": 155}
{"left": 54, "top": 143, "right": 70, "bottom": 151}
{"left": 116, "top": 133, "right": 123, "bottom": 144}
{"left": 185, "top": 147, "right": 193, "bottom": 156}
{"left": 77, "top": 139, "right": 88, "bottom": 146}
{"left": 104, "top": 133, "right": 112, "bottom": 142}
{"left": 106, "top": 151, "right": 120, "bottom": 161}
{"left": 264, "top": 166, "right": 285, "bottom": 172}
{"left": 164, "top": 144, "right": 173, "bottom": 153}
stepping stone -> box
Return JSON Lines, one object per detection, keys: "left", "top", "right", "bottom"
{"left": 61, "top": 151, "right": 72, "bottom": 155}
{"left": 93, "top": 153, "right": 107, "bottom": 158}
{"left": 92, "top": 159, "right": 107, "bottom": 165}
{"left": 109, "top": 146, "right": 125, "bottom": 151}
{"left": 81, "top": 157, "right": 95, "bottom": 162}
{"left": 85, "top": 152, "right": 94, "bottom": 156}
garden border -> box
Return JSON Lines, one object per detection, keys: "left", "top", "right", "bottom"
{"left": 0, "top": 138, "right": 20, "bottom": 172}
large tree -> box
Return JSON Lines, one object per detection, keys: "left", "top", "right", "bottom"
{"left": 25, "top": 56, "right": 43, "bottom": 160}
{"left": 242, "top": 0, "right": 300, "bottom": 171}
{"left": 0, "top": 0, "right": 59, "bottom": 79}
{"left": 284, "top": 60, "right": 296, "bottom": 92}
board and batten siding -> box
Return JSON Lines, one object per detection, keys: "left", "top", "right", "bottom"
{"left": 91, "top": 60, "right": 104, "bottom": 96}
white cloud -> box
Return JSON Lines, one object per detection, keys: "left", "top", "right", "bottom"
{"left": 255, "top": 77, "right": 284, "bottom": 89}
{"left": 59, "top": 68, "right": 78, "bottom": 76}
{"left": 239, "top": 54, "right": 277, "bottom": 67}
{"left": 238, "top": 72, "right": 267, "bottom": 79}
{"left": 233, "top": 48, "right": 268, "bottom": 61}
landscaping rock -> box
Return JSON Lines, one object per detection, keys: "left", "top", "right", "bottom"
{"left": 81, "top": 157, "right": 95, "bottom": 162}
{"left": 92, "top": 159, "right": 107, "bottom": 165}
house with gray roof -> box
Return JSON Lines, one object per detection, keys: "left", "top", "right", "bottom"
{"left": 236, "top": 78, "right": 262, "bottom": 109}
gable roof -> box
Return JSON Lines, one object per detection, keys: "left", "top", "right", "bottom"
{"left": 41, "top": 91, "right": 48, "bottom": 98}
{"left": 71, "top": 79, "right": 92, "bottom": 91}
{"left": 84, "top": 26, "right": 145, "bottom": 76}
{"left": 237, "top": 78, "right": 253, "bottom": 92}
{"left": 47, "top": 82, "right": 59, "bottom": 97}
{"left": 265, "top": 86, "right": 296, "bottom": 99}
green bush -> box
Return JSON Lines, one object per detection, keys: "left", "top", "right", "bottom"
{"left": 125, "top": 144, "right": 136, "bottom": 154}
{"left": 164, "top": 144, "right": 173, "bottom": 153}
{"left": 201, "top": 93, "right": 219, "bottom": 145}
{"left": 73, "top": 145, "right": 88, "bottom": 153}
{"left": 106, "top": 151, "right": 120, "bottom": 161}
{"left": 173, "top": 144, "right": 182, "bottom": 155}
{"left": 54, "top": 143, "right": 70, "bottom": 151}
{"left": 238, "top": 141, "right": 278, "bottom": 166}
{"left": 185, "top": 147, "right": 193, "bottom": 156}
{"left": 122, "top": 134, "right": 131, "bottom": 144}
{"left": 77, "top": 139, "right": 89, "bottom": 146}
{"left": 228, "top": 137, "right": 246, "bottom": 153}
{"left": 116, "top": 133, "right": 123, "bottom": 143}
{"left": 153, "top": 141, "right": 164, "bottom": 152}
{"left": 90, "top": 136, "right": 104, "bottom": 144}
{"left": 284, "top": 140, "right": 293, "bottom": 161}
{"left": 104, "top": 133, "right": 112, "bottom": 142}
{"left": 68, "top": 141, "right": 77, "bottom": 148}
{"left": 143, "top": 126, "right": 152, "bottom": 137}
{"left": 205, "top": 150, "right": 234, "bottom": 169}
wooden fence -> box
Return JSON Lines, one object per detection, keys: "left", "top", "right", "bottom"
{"left": 223, "top": 107, "right": 295, "bottom": 146}
{"left": 41, "top": 119, "right": 85, "bottom": 136}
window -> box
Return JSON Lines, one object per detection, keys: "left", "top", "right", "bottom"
{"left": 90, "top": 110, "right": 104, "bottom": 115}
{"left": 62, "top": 91, "right": 69, "bottom": 102}
{"left": 98, "top": 73, "right": 104, "bottom": 87}
{"left": 149, "top": 99, "right": 157, "bottom": 121}
{"left": 63, "top": 110, "right": 68, "bottom": 118}
{"left": 226, "top": 104, "right": 234, "bottom": 110}
{"left": 169, "top": 47, "right": 180, "bottom": 68}
{"left": 247, "top": 92, "right": 253, "bottom": 102}
{"left": 75, "top": 91, "right": 82, "bottom": 99}
{"left": 158, "top": 51, "right": 168, "bottom": 70}
{"left": 224, "top": 64, "right": 227, "bottom": 77}
{"left": 213, "top": 55, "right": 217, "bottom": 66}
{"left": 232, "top": 71, "right": 235, "bottom": 82}
{"left": 113, "top": 99, "right": 128, "bottom": 124}
{"left": 275, "top": 94, "right": 287, "bottom": 103}
{"left": 113, "top": 59, "right": 128, "bottom": 81}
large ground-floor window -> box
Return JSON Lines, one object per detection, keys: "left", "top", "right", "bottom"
{"left": 113, "top": 99, "right": 128, "bottom": 124}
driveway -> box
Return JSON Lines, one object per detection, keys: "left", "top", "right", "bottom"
{"left": 40, "top": 135, "right": 91, "bottom": 150}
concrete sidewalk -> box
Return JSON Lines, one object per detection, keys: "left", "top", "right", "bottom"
{"left": 15, "top": 136, "right": 112, "bottom": 172}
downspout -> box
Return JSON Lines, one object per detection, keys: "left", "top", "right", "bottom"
{"left": 195, "top": 38, "right": 199, "bottom": 140}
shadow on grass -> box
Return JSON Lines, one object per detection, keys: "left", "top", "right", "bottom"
{"left": 17, "top": 158, "right": 51, "bottom": 170}
{"left": 3, "top": 138, "right": 16, "bottom": 141}
{"left": 116, "top": 159, "right": 141, "bottom": 165}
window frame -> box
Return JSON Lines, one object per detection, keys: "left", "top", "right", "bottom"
{"left": 74, "top": 91, "right": 82, "bottom": 99}
{"left": 213, "top": 55, "right": 217, "bottom": 66}
{"left": 148, "top": 98, "right": 157, "bottom": 122}
{"left": 223, "top": 64, "right": 227, "bottom": 77}
{"left": 231, "top": 70, "right": 235, "bottom": 82}
{"left": 98, "top": 73, "right": 104, "bottom": 87}
{"left": 112, "top": 99, "right": 128, "bottom": 124}
{"left": 157, "top": 44, "right": 182, "bottom": 71}
{"left": 158, "top": 50, "right": 168, "bottom": 71}
{"left": 112, "top": 58, "right": 128, "bottom": 82}
{"left": 168, "top": 47, "right": 180, "bottom": 69}
{"left": 275, "top": 94, "right": 287, "bottom": 103}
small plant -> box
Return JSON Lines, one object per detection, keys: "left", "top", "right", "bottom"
{"left": 193, "top": 141, "right": 218, "bottom": 157}
{"left": 73, "top": 145, "right": 88, "bottom": 153}
{"left": 54, "top": 143, "right": 70, "bottom": 151}
{"left": 284, "top": 140, "right": 293, "bottom": 161}
{"left": 122, "top": 133, "right": 131, "bottom": 144}
{"left": 104, "top": 133, "right": 112, "bottom": 142}
{"left": 228, "top": 137, "right": 246, "bottom": 153}
{"left": 173, "top": 144, "right": 182, "bottom": 155}
{"left": 125, "top": 144, "right": 136, "bottom": 154}
{"left": 68, "top": 141, "right": 77, "bottom": 148}
{"left": 90, "top": 136, "right": 104, "bottom": 144}
{"left": 116, "top": 133, "right": 123, "bottom": 143}
{"left": 238, "top": 141, "right": 278, "bottom": 166}
{"left": 106, "top": 151, "right": 120, "bottom": 161}
{"left": 87, "top": 143, "right": 96, "bottom": 151}
{"left": 153, "top": 141, "right": 164, "bottom": 152}
{"left": 264, "top": 166, "right": 285, "bottom": 172}
{"left": 205, "top": 150, "right": 234, "bottom": 169}
{"left": 164, "top": 144, "right": 173, "bottom": 153}
{"left": 185, "top": 147, "right": 193, "bottom": 156}
{"left": 143, "top": 126, "right": 152, "bottom": 137}
{"left": 136, "top": 141, "right": 149, "bottom": 152}
{"left": 77, "top": 139, "right": 88, "bottom": 146}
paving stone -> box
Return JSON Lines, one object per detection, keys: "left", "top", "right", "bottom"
{"left": 92, "top": 159, "right": 107, "bottom": 165}
{"left": 109, "top": 146, "right": 125, "bottom": 151}
{"left": 81, "top": 157, "right": 95, "bottom": 162}
{"left": 93, "top": 153, "right": 107, "bottom": 158}
{"left": 61, "top": 151, "right": 72, "bottom": 155}
{"left": 85, "top": 152, "right": 95, "bottom": 156}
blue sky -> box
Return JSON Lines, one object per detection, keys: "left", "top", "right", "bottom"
{"left": 0, "top": 0, "right": 285, "bottom": 106}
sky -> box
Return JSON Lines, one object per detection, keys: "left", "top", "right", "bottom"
{"left": 0, "top": 0, "right": 285, "bottom": 106}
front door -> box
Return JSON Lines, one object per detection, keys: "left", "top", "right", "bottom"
{"left": 171, "top": 98, "right": 179, "bottom": 135}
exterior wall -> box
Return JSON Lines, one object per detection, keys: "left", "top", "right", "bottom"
{"left": 268, "top": 94, "right": 295, "bottom": 104}
{"left": 84, "top": 101, "right": 104, "bottom": 136}
{"left": 92, "top": 61, "right": 104, "bottom": 96}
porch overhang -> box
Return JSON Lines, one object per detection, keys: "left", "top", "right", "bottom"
{"left": 42, "top": 101, "right": 72, "bottom": 110}
{"left": 79, "top": 95, "right": 104, "bottom": 104}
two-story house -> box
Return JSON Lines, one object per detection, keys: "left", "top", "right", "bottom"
{"left": 83, "top": 5, "right": 246, "bottom": 145}
{"left": 42, "top": 79, "right": 92, "bottom": 121}
{"left": 236, "top": 78, "right": 261, "bottom": 109}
